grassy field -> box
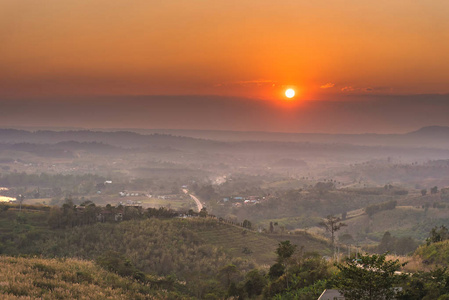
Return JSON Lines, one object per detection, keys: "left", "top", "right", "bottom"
{"left": 21, "top": 193, "right": 197, "bottom": 211}
{"left": 0, "top": 256, "right": 166, "bottom": 299}
{"left": 414, "top": 240, "right": 449, "bottom": 266}
{"left": 195, "top": 222, "right": 278, "bottom": 266}
{"left": 0, "top": 206, "right": 334, "bottom": 286}
{"left": 341, "top": 206, "right": 449, "bottom": 241}
{"left": 89, "top": 194, "right": 196, "bottom": 211}
{"left": 138, "top": 196, "right": 196, "bottom": 211}
{"left": 256, "top": 216, "right": 323, "bottom": 231}
{"left": 194, "top": 220, "right": 333, "bottom": 267}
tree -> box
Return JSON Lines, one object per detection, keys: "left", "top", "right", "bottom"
{"left": 431, "top": 186, "right": 439, "bottom": 194}
{"left": 242, "top": 269, "right": 267, "bottom": 298}
{"left": 47, "top": 206, "right": 63, "bottom": 229}
{"left": 199, "top": 207, "right": 208, "bottom": 218}
{"left": 427, "top": 225, "right": 449, "bottom": 245}
{"left": 319, "top": 215, "right": 347, "bottom": 257}
{"left": 335, "top": 253, "right": 405, "bottom": 300}
{"left": 339, "top": 233, "right": 354, "bottom": 245}
{"left": 378, "top": 232, "right": 395, "bottom": 253}
{"left": 218, "top": 264, "right": 239, "bottom": 288}
{"left": 314, "top": 181, "right": 335, "bottom": 195}
{"left": 242, "top": 219, "right": 252, "bottom": 229}
{"left": 276, "top": 241, "right": 297, "bottom": 289}
{"left": 268, "top": 262, "right": 285, "bottom": 279}
{"left": 276, "top": 240, "right": 296, "bottom": 263}
{"left": 16, "top": 194, "right": 25, "bottom": 211}
{"left": 397, "top": 268, "right": 449, "bottom": 299}
{"left": 421, "top": 189, "right": 427, "bottom": 196}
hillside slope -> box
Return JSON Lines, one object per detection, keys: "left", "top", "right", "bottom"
{"left": 0, "top": 256, "right": 166, "bottom": 299}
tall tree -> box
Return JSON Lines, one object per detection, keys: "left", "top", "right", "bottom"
{"left": 218, "top": 264, "right": 239, "bottom": 289}
{"left": 16, "top": 194, "right": 25, "bottom": 211}
{"left": 335, "top": 253, "right": 405, "bottom": 300}
{"left": 275, "top": 240, "right": 297, "bottom": 289}
{"left": 319, "top": 215, "right": 347, "bottom": 257}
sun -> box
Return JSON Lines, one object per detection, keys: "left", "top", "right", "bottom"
{"left": 285, "top": 88, "right": 295, "bottom": 98}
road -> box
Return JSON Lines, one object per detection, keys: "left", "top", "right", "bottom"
{"left": 182, "top": 189, "right": 203, "bottom": 212}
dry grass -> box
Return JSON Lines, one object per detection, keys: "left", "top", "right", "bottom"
{"left": 385, "top": 254, "right": 431, "bottom": 273}
{"left": 0, "top": 256, "right": 163, "bottom": 299}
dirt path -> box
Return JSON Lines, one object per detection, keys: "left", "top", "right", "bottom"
{"left": 182, "top": 189, "right": 203, "bottom": 212}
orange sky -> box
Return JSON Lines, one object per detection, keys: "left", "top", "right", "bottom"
{"left": 1, "top": 0, "right": 449, "bottom": 101}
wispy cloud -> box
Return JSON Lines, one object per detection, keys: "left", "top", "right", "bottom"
{"left": 320, "top": 83, "right": 335, "bottom": 89}
{"left": 341, "top": 86, "right": 356, "bottom": 92}
{"left": 340, "top": 86, "right": 384, "bottom": 93}
{"left": 214, "top": 79, "right": 277, "bottom": 88}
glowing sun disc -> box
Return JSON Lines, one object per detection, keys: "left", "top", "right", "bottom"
{"left": 285, "top": 89, "right": 295, "bottom": 98}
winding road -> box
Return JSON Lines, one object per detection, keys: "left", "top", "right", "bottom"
{"left": 182, "top": 189, "right": 203, "bottom": 212}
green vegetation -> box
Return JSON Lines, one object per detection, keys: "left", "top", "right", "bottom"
{"left": 319, "top": 215, "right": 347, "bottom": 256}
{"left": 398, "top": 268, "right": 449, "bottom": 299}
{"left": 375, "top": 231, "right": 419, "bottom": 255}
{"left": 365, "top": 200, "right": 397, "bottom": 216}
{"left": 2, "top": 203, "right": 449, "bottom": 300}
{"left": 0, "top": 256, "right": 170, "bottom": 299}
{"left": 335, "top": 253, "right": 405, "bottom": 300}
{"left": 426, "top": 225, "right": 449, "bottom": 245}
{"left": 415, "top": 240, "right": 449, "bottom": 266}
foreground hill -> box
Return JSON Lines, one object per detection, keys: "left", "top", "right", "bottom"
{"left": 0, "top": 256, "right": 166, "bottom": 299}
{"left": 0, "top": 206, "right": 335, "bottom": 298}
{"left": 415, "top": 240, "right": 449, "bottom": 266}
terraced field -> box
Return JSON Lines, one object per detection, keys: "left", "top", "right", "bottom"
{"left": 195, "top": 221, "right": 333, "bottom": 266}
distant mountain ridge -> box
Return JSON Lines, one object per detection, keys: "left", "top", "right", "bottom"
{"left": 0, "top": 128, "right": 221, "bottom": 150}
{"left": 407, "top": 126, "right": 449, "bottom": 136}
{"left": 127, "top": 126, "right": 449, "bottom": 149}
{"left": 2, "top": 126, "right": 449, "bottom": 149}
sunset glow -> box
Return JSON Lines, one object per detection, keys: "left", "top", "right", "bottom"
{"left": 1, "top": 1, "right": 449, "bottom": 133}
{"left": 285, "top": 89, "right": 295, "bottom": 99}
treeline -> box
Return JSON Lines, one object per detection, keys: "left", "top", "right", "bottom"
{"left": 375, "top": 231, "right": 419, "bottom": 255}
{"left": 1, "top": 216, "right": 255, "bottom": 298}
{"left": 4, "top": 204, "right": 449, "bottom": 299}
{"left": 47, "top": 201, "right": 181, "bottom": 229}
{"left": 0, "top": 172, "right": 105, "bottom": 189}
{"left": 365, "top": 200, "right": 397, "bottom": 216}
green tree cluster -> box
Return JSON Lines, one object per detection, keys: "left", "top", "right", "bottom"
{"left": 365, "top": 200, "right": 397, "bottom": 216}
{"left": 426, "top": 225, "right": 449, "bottom": 245}
{"left": 377, "top": 231, "right": 419, "bottom": 255}
{"left": 335, "top": 253, "right": 405, "bottom": 300}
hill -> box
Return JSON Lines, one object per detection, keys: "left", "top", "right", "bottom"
{"left": 195, "top": 221, "right": 332, "bottom": 266}
{"left": 0, "top": 256, "right": 168, "bottom": 299}
{"left": 407, "top": 126, "right": 449, "bottom": 138}
{"left": 415, "top": 240, "right": 449, "bottom": 266}
{"left": 0, "top": 207, "right": 335, "bottom": 297}
{"left": 125, "top": 126, "right": 449, "bottom": 148}
{"left": 0, "top": 209, "right": 331, "bottom": 269}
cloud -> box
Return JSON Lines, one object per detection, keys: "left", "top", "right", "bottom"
{"left": 320, "top": 83, "right": 335, "bottom": 89}
{"left": 214, "top": 79, "right": 277, "bottom": 88}
{"left": 340, "top": 86, "right": 387, "bottom": 93}
{"left": 341, "top": 86, "right": 356, "bottom": 92}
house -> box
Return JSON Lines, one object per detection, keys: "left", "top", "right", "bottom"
{"left": 317, "top": 289, "right": 345, "bottom": 300}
